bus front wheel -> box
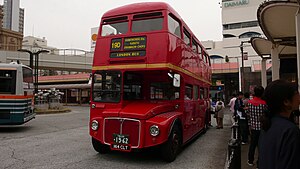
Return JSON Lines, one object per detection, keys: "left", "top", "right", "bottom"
{"left": 161, "top": 124, "right": 182, "bottom": 162}
{"left": 92, "top": 138, "right": 110, "bottom": 154}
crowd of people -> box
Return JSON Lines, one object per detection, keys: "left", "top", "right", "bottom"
{"left": 214, "top": 80, "right": 300, "bottom": 169}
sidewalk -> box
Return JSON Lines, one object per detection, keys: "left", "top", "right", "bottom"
{"left": 220, "top": 108, "right": 258, "bottom": 169}
{"left": 241, "top": 143, "right": 258, "bottom": 169}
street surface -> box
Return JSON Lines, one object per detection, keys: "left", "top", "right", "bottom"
{"left": 0, "top": 106, "right": 231, "bottom": 169}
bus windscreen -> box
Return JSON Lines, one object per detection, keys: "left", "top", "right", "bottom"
{"left": 0, "top": 70, "right": 16, "bottom": 94}
{"left": 92, "top": 71, "right": 121, "bottom": 102}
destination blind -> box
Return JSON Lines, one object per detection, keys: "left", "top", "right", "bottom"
{"left": 110, "top": 36, "right": 146, "bottom": 58}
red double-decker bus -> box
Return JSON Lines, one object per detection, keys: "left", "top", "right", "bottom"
{"left": 90, "top": 2, "right": 212, "bottom": 162}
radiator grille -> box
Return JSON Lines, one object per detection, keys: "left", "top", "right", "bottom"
{"left": 104, "top": 118, "right": 141, "bottom": 148}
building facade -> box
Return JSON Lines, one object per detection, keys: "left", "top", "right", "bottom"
{"left": 0, "top": 4, "right": 3, "bottom": 29}
{"left": 22, "top": 36, "right": 57, "bottom": 53}
{"left": 2, "top": 0, "right": 23, "bottom": 33}
{"left": 202, "top": 0, "right": 269, "bottom": 101}
{"left": 0, "top": 5, "right": 23, "bottom": 51}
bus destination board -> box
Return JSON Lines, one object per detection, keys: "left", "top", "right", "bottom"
{"left": 110, "top": 51, "right": 146, "bottom": 58}
{"left": 110, "top": 36, "right": 146, "bottom": 58}
{"left": 123, "top": 37, "right": 146, "bottom": 50}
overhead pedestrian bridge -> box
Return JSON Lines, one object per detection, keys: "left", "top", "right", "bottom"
{"left": 0, "top": 49, "right": 93, "bottom": 72}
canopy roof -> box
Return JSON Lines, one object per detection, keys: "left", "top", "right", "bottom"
{"left": 252, "top": 0, "right": 299, "bottom": 58}
{"left": 251, "top": 37, "right": 297, "bottom": 58}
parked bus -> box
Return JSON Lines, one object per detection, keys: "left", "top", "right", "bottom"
{"left": 90, "top": 2, "right": 212, "bottom": 162}
{"left": 0, "top": 62, "right": 35, "bottom": 125}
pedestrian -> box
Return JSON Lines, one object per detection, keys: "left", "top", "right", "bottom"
{"left": 215, "top": 99, "right": 225, "bottom": 129}
{"left": 234, "top": 91, "right": 248, "bottom": 144}
{"left": 243, "top": 92, "right": 250, "bottom": 107}
{"left": 259, "top": 80, "right": 300, "bottom": 169}
{"left": 228, "top": 93, "right": 237, "bottom": 114}
{"left": 247, "top": 86, "right": 266, "bottom": 167}
{"left": 243, "top": 92, "right": 250, "bottom": 137}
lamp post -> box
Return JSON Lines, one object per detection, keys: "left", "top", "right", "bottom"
{"left": 18, "top": 49, "right": 49, "bottom": 94}
{"left": 239, "top": 41, "right": 250, "bottom": 92}
{"left": 18, "top": 49, "right": 34, "bottom": 69}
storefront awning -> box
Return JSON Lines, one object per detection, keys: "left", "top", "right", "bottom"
{"left": 39, "top": 83, "right": 91, "bottom": 90}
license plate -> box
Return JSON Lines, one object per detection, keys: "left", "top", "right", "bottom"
{"left": 111, "top": 134, "right": 131, "bottom": 151}
{"left": 111, "top": 144, "right": 131, "bottom": 151}
{"left": 113, "top": 134, "right": 130, "bottom": 144}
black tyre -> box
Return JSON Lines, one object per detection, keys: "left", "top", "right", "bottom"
{"left": 92, "top": 138, "right": 110, "bottom": 154}
{"left": 161, "top": 124, "right": 182, "bottom": 162}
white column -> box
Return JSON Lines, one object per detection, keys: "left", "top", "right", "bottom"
{"left": 296, "top": 8, "right": 300, "bottom": 92}
{"left": 261, "top": 59, "right": 267, "bottom": 88}
{"left": 238, "top": 57, "right": 242, "bottom": 91}
{"left": 271, "top": 45, "right": 280, "bottom": 81}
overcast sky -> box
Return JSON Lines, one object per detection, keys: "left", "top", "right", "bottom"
{"left": 1, "top": 0, "right": 222, "bottom": 51}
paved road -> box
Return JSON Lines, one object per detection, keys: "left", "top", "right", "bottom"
{"left": 0, "top": 106, "right": 231, "bottom": 169}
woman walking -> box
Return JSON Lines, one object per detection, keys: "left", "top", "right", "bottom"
{"left": 215, "top": 100, "right": 225, "bottom": 129}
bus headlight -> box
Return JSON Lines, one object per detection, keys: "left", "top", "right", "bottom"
{"left": 91, "top": 120, "right": 99, "bottom": 131}
{"left": 150, "top": 125, "right": 160, "bottom": 137}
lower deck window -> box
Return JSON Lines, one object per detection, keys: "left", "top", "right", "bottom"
{"left": 150, "top": 82, "right": 179, "bottom": 100}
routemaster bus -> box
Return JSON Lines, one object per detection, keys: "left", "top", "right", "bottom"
{"left": 90, "top": 2, "right": 212, "bottom": 162}
{"left": 0, "top": 62, "right": 35, "bottom": 125}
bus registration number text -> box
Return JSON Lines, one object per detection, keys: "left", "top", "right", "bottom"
{"left": 113, "top": 134, "right": 129, "bottom": 144}
{"left": 111, "top": 134, "right": 131, "bottom": 151}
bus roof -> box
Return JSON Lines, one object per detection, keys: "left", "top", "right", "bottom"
{"left": 0, "top": 62, "right": 31, "bottom": 69}
{"left": 102, "top": 2, "right": 182, "bottom": 20}
{"left": 101, "top": 2, "right": 207, "bottom": 53}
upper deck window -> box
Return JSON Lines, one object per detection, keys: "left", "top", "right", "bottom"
{"left": 204, "top": 54, "right": 209, "bottom": 64}
{"left": 168, "top": 14, "right": 181, "bottom": 37}
{"left": 198, "top": 45, "right": 202, "bottom": 57}
{"left": 183, "top": 28, "right": 191, "bottom": 46}
{"left": 101, "top": 16, "right": 128, "bottom": 36}
{"left": 132, "top": 12, "right": 163, "bottom": 33}
{"left": 192, "top": 38, "right": 198, "bottom": 53}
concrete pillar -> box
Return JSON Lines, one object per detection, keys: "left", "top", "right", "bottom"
{"left": 65, "top": 89, "right": 68, "bottom": 105}
{"left": 296, "top": 8, "right": 300, "bottom": 91}
{"left": 238, "top": 57, "right": 242, "bottom": 91}
{"left": 261, "top": 59, "right": 267, "bottom": 88}
{"left": 271, "top": 45, "right": 280, "bottom": 81}
{"left": 79, "top": 89, "right": 82, "bottom": 105}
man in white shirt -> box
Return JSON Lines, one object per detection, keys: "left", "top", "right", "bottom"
{"left": 228, "top": 94, "right": 237, "bottom": 114}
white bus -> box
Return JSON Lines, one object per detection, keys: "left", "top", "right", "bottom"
{"left": 0, "top": 62, "right": 35, "bottom": 125}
